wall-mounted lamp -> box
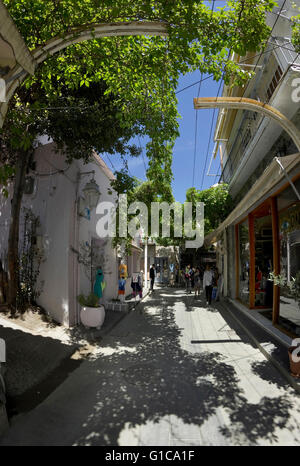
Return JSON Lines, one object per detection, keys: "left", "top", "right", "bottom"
{"left": 78, "top": 170, "right": 101, "bottom": 211}
{"left": 82, "top": 178, "right": 101, "bottom": 209}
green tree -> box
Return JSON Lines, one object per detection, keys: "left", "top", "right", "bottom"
{"left": 2, "top": 0, "right": 276, "bottom": 187}
{"left": 1, "top": 0, "right": 276, "bottom": 306}
{"left": 291, "top": 2, "right": 300, "bottom": 53}
{"left": 0, "top": 81, "right": 140, "bottom": 309}
{"left": 186, "top": 183, "right": 232, "bottom": 236}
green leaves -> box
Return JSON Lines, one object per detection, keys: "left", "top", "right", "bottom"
{"left": 291, "top": 3, "right": 300, "bottom": 53}
{"left": 186, "top": 183, "right": 233, "bottom": 236}
{"left": 3, "top": 0, "right": 275, "bottom": 196}
{"left": 0, "top": 165, "right": 15, "bottom": 196}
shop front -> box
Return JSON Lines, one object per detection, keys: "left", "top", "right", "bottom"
{"left": 204, "top": 153, "right": 300, "bottom": 338}
{"left": 234, "top": 175, "right": 300, "bottom": 336}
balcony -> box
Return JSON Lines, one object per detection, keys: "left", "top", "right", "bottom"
{"left": 272, "top": 37, "right": 300, "bottom": 72}
{"left": 220, "top": 111, "right": 262, "bottom": 184}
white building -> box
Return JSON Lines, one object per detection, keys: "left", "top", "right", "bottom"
{"left": 0, "top": 139, "right": 122, "bottom": 326}
{"left": 215, "top": 0, "right": 300, "bottom": 201}
{"left": 205, "top": 0, "right": 300, "bottom": 337}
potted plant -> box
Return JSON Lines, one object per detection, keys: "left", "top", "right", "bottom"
{"left": 77, "top": 292, "right": 105, "bottom": 329}
{"left": 72, "top": 240, "right": 109, "bottom": 329}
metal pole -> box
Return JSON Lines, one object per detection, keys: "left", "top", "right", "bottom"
{"left": 275, "top": 157, "right": 300, "bottom": 201}
{"left": 144, "top": 237, "right": 148, "bottom": 290}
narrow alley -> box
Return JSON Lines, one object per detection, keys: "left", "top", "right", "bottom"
{"left": 1, "top": 286, "right": 300, "bottom": 446}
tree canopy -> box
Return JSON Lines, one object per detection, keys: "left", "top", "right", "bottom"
{"left": 186, "top": 183, "right": 232, "bottom": 236}
{"left": 0, "top": 80, "right": 140, "bottom": 185}
{"left": 3, "top": 0, "right": 276, "bottom": 196}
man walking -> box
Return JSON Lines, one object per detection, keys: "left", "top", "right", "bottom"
{"left": 203, "top": 264, "right": 214, "bottom": 305}
{"left": 150, "top": 264, "right": 155, "bottom": 292}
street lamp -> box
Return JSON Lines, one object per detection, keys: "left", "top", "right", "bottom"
{"left": 82, "top": 177, "right": 101, "bottom": 209}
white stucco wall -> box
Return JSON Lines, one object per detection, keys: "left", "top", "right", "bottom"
{"left": 0, "top": 142, "right": 119, "bottom": 326}
{"left": 76, "top": 155, "right": 119, "bottom": 308}
{"left": 32, "top": 145, "right": 77, "bottom": 325}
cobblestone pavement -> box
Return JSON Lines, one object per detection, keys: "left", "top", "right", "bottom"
{"left": 1, "top": 286, "right": 300, "bottom": 446}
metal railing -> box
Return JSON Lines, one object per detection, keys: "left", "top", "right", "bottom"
{"left": 220, "top": 111, "right": 261, "bottom": 184}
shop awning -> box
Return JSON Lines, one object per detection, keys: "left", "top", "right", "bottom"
{"left": 204, "top": 153, "right": 300, "bottom": 246}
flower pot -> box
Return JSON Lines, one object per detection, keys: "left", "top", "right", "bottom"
{"left": 288, "top": 345, "right": 300, "bottom": 378}
{"left": 80, "top": 305, "right": 105, "bottom": 329}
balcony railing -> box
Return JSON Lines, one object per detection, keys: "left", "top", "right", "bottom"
{"left": 272, "top": 37, "right": 300, "bottom": 70}
{"left": 220, "top": 111, "right": 261, "bottom": 184}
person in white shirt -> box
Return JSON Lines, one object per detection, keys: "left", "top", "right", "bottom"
{"left": 203, "top": 264, "right": 214, "bottom": 305}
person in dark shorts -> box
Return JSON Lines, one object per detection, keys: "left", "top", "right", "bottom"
{"left": 150, "top": 264, "right": 155, "bottom": 291}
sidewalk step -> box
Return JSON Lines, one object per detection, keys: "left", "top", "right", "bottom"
{"left": 218, "top": 300, "right": 300, "bottom": 394}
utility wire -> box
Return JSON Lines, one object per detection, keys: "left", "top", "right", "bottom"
{"left": 192, "top": 73, "right": 203, "bottom": 187}
{"left": 175, "top": 38, "right": 293, "bottom": 96}
{"left": 216, "top": 0, "right": 290, "bottom": 183}
{"left": 192, "top": 0, "right": 215, "bottom": 188}
{"left": 104, "top": 152, "right": 117, "bottom": 174}
{"left": 200, "top": 66, "right": 226, "bottom": 190}
{"left": 240, "top": 0, "right": 288, "bottom": 99}
{"left": 138, "top": 136, "right": 148, "bottom": 176}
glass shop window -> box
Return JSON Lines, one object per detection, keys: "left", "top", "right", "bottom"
{"left": 254, "top": 215, "right": 273, "bottom": 308}
{"left": 238, "top": 219, "right": 250, "bottom": 305}
{"left": 278, "top": 177, "right": 300, "bottom": 334}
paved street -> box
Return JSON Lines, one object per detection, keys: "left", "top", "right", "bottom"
{"left": 1, "top": 286, "right": 300, "bottom": 446}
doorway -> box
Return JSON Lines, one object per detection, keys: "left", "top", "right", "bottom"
{"left": 254, "top": 213, "right": 273, "bottom": 308}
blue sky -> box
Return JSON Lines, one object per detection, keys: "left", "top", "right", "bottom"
{"left": 102, "top": 1, "right": 228, "bottom": 203}
{"left": 102, "top": 71, "right": 224, "bottom": 204}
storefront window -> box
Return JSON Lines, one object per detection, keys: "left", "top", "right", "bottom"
{"left": 238, "top": 219, "right": 250, "bottom": 305}
{"left": 278, "top": 178, "right": 300, "bottom": 334}
{"left": 254, "top": 214, "right": 273, "bottom": 307}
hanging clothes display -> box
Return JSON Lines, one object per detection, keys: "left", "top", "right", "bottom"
{"left": 131, "top": 273, "right": 142, "bottom": 298}
{"left": 118, "top": 277, "right": 126, "bottom": 301}
{"left": 119, "top": 263, "right": 128, "bottom": 279}
{"left": 94, "top": 268, "right": 105, "bottom": 298}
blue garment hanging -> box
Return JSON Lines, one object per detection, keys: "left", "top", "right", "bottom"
{"left": 94, "top": 268, "right": 104, "bottom": 298}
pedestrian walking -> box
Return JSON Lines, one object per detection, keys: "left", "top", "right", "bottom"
{"left": 194, "top": 267, "right": 201, "bottom": 299}
{"left": 203, "top": 264, "right": 214, "bottom": 305}
{"left": 185, "top": 264, "right": 192, "bottom": 294}
{"left": 150, "top": 264, "right": 155, "bottom": 291}
{"left": 191, "top": 267, "right": 195, "bottom": 289}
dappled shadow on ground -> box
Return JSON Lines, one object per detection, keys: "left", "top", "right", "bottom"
{"left": 250, "top": 360, "right": 289, "bottom": 390}
{"left": 1, "top": 286, "right": 299, "bottom": 446}
{"left": 0, "top": 325, "right": 79, "bottom": 417}
{"left": 62, "top": 291, "right": 300, "bottom": 444}
{"left": 65, "top": 309, "right": 130, "bottom": 346}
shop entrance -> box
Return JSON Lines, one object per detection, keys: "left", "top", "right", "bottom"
{"left": 253, "top": 206, "right": 273, "bottom": 308}
{"left": 236, "top": 201, "right": 274, "bottom": 310}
